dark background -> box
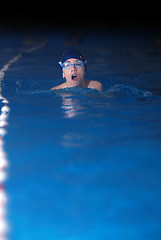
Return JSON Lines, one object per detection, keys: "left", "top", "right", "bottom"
{"left": 0, "top": 3, "right": 161, "bottom": 30}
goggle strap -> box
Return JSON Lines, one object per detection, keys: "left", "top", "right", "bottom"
{"left": 59, "top": 61, "right": 63, "bottom": 67}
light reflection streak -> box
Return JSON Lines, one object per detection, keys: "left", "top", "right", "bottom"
{"left": 0, "top": 57, "right": 12, "bottom": 240}
{"left": 60, "top": 93, "right": 86, "bottom": 148}
{"left": 61, "top": 93, "right": 84, "bottom": 119}
{"left": 0, "top": 91, "right": 10, "bottom": 240}
{"left": 0, "top": 50, "right": 24, "bottom": 239}
{"left": 0, "top": 37, "right": 47, "bottom": 239}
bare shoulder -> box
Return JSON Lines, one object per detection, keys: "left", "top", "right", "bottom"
{"left": 50, "top": 82, "right": 67, "bottom": 90}
{"left": 86, "top": 80, "right": 103, "bottom": 91}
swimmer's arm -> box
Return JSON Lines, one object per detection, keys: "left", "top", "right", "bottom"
{"left": 50, "top": 83, "right": 67, "bottom": 90}
{"left": 87, "top": 80, "right": 103, "bottom": 91}
{"left": 96, "top": 82, "right": 103, "bottom": 91}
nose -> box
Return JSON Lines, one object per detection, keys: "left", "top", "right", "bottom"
{"left": 70, "top": 64, "right": 77, "bottom": 72}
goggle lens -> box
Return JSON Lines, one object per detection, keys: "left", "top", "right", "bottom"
{"left": 61, "top": 60, "right": 85, "bottom": 69}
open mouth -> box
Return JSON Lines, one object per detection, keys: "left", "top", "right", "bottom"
{"left": 71, "top": 74, "right": 78, "bottom": 81}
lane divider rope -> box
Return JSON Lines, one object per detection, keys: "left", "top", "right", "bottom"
{"left": 0, "top": 38, "right": 47, "bottom": 240}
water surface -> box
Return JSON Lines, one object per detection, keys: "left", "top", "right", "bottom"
{"left": 0, "top": 29, "right": 161, "bottom": 240}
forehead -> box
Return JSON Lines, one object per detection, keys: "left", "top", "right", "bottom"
{"left": 65, "top": 58, "right": 79, "bottom": 63}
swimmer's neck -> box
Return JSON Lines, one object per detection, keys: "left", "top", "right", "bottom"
{"left": 66, "top": 80, "right": 88, "bottom": 88}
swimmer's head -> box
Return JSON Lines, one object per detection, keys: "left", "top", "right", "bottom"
{"left": 59, "top": 48, "right": 87, "bottom": 71}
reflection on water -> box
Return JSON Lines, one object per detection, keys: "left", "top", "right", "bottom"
{"left": 0, "top": 36, "right": 47, "bottom": 239}
{"left": 61, "top": 93, "right": 85, "bottom": 119}
{"left": 60, "top": 92, "right": 86, "bottom": 148}
{"left": 61, "top": 132, "right": 85, "bottom": 148}
{"left": 58, "top": 85, "right": 154, "bottom": 149}
{"left": 0, "top": 98, "right": 10, "bottom": 240}
{"left": 0, "top": 56, "right": 12, "bottom": 240}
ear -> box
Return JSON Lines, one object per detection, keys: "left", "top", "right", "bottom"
{"left": 62, "top": 72, "right": 65, "bottom": 78}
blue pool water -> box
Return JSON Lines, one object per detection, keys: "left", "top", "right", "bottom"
{"left": 0, "top": 29, "right": 161, "bottom": 240}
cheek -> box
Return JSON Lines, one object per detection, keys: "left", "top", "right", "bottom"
{"left": 63, "top": 70, "right": 71, "bottom": 80}
{"left": 78, "top": 68, "right": 85, "bottom": 78}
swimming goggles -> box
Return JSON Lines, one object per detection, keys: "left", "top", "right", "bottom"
{"left": 59, "top": 60, "right": 87, "bottom": 69}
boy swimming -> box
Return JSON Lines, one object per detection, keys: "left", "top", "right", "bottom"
{"left": 50, "top": 48, "right": 102, "bottom": 91}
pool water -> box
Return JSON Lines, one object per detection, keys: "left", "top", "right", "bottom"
{"left": 0, "top": 29, "right": 161, "bottom": 240}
